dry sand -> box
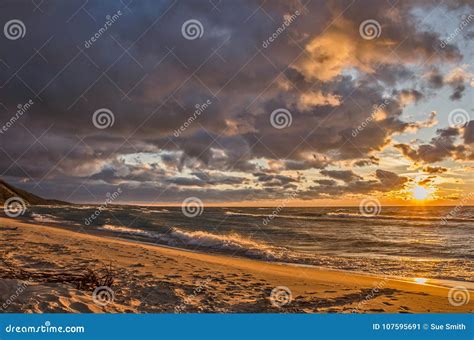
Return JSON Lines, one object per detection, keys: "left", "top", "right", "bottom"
{"left": 0, "top": 217, "right": 472, "bottom": 313}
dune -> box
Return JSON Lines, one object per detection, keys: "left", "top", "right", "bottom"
{"left": 0, "top": 217, "right": 472, "bottom": 313}
{"left": 0, "top": 179, "right": 68, "bottom": 206}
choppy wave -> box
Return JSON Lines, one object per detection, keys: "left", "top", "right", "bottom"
{"left": 225, "top": 211, "right": 322, "bottom": 221}
{"left": 225, "top": 210, "right": 474, "bottom": 224}
{"left": 31, "top": 213, "right": 64, "bottom": 224}
{"left": 100, "top": 224, "right": 151, "bottom": 236}
{"left": 98, "top": 224, "right": 287, "bottom": 261}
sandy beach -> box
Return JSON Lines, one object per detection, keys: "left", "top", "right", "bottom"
{"left": 0, "top": 217, "right": 472, "bottom": 314}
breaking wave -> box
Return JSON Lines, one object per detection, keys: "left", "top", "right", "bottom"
{"left": 98, "top": 225, "right": 289, "bottom": 261}
{"left": 31, "top": 213, "right": 64, "bottom": 224}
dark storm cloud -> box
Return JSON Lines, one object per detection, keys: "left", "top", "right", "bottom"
{"left": 375, "top": 169, "right": 408, "bottom": 188}
{"left": 423, "top": 67, "right": 468, "bottom": 101}
{"left": 168, "top": 171, "right": 247, "bottom": 187}
{"left": 307, "top": 169, "right": 408, "bottom": 198}
{"left": 314, "top": 179, "right": 337, "bottom": 186}
{"left": 447, "top": 75, "right": 466, "bottom": 101}
{"left": 426, "top": 68, "right": 445, "bottom": 89}
{"left": 89, "top": 161, "right": 168, "bottom": 184}
{"left": 320, "top": 169, "right": 362, "bottom": 183}
{"left": 0, "top": 0, "right": 472, "bottom": 202}
{"left": 464, "top": 121, "right": 474, "bottom": 144}
{"left": 394, "top": 126, "right": 474, "bottom": 163}
{"left": 352, "top": 156, "right": 380, "bottom": 167}
{"left": 253, "top": 172, "right": 298, "bottom": 187}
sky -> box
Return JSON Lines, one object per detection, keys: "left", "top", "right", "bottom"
{"left": 0, "top": 0, "right": 473, "bottom": 206}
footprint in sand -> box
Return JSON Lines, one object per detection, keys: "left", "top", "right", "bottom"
{"left": 369, "top": 308, "right": 385, "bottom": 312}
{"left": 130, "top": 263, "right": 145, "bottom": 268}
{"left": 398, "top": 305, "right": 412, "bottom": 314}
{"left": 165, "top": 274, "right": 182, "bottom": 278}
{"left": 69, "top": 301, "right": 96, "bottom": 313}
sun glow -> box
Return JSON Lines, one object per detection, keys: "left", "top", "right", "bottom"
{"left": 412, "top": 185, "right": 431, "bottom": 200}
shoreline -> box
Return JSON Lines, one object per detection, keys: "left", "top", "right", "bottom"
{"left": 0, "top": 217, "right": 473, "bottom": 313}
{"left": 25, "top": 216, "right": 474, "bottom": 289}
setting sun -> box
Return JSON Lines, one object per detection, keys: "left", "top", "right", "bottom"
{"left": 412, "top": 186, "right": 431, "bottom": 200}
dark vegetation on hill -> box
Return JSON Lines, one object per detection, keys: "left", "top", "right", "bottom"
{"left": 0, "top": 179, "right": 68, "bottom": 205}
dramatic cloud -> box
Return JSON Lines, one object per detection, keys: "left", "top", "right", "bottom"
{"left": 309, "top": 169, "right": 408, "bottom": 198}
{"left": 394, "top": 126, "right": 473, "bottom": 164}
{"left": 320, "top": 170, "right": 362, "bottom": 183}
{"left": 0, "top": 0, "right": 472, "bottom": 203}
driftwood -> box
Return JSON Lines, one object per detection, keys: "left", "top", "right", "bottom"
{"left": 0, "top": 253, "right": 114, "bottom": 291}
{"left": 0, "top": 227, "right": 18, "bottom": 231}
